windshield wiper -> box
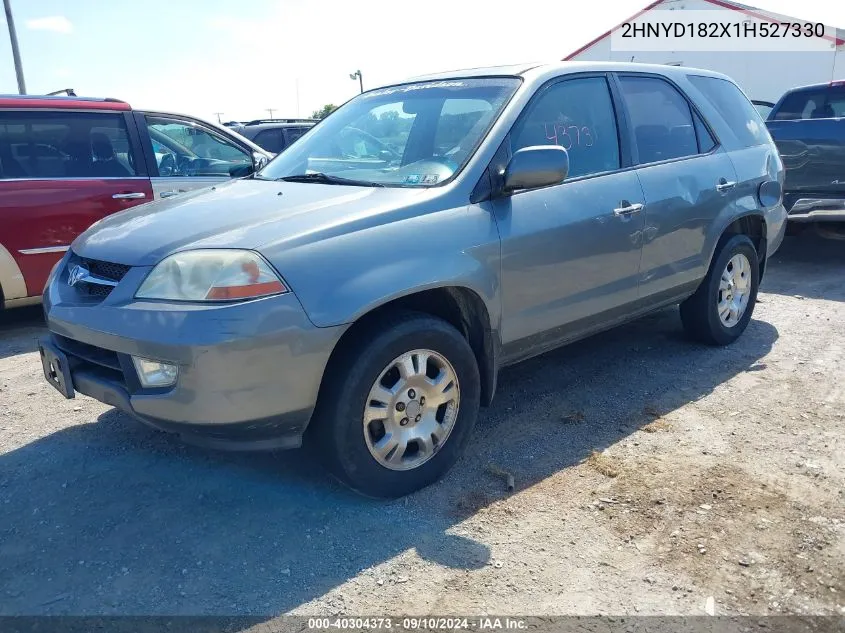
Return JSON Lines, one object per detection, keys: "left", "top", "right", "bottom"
{"left": 276, "top": 172, "right": 385, "bottom": 187}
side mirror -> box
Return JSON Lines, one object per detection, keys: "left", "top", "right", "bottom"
{"left": 502, "top": 146, "right": 569, "bottom": 193}
{"left": 253, "top": 152, "right": 269, "bottom": 170}
{"left": 229, "top": 164, "right": 253, "bottom": 178}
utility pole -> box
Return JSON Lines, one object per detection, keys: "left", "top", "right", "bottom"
{"left": 3, "top": 0, "right": 26, "bottom": 94}
{"left": 265, "top": 108, "right": 276, "bottom": 120}
{"left": 295, "top": 79, "right": 300, "bottom": 118}
{"left": 213, "top": 112, "right": 224, "bottom": 124}
{"left": 349, "top": 70, "right": 363, "bottom": 93}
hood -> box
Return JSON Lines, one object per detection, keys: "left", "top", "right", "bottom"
{"left": 72, "top": 179, "right": 431, "bottom": 266}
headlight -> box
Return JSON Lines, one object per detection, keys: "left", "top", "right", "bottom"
{"left": 136, "top": 249, "right": 287, "bottom": 302}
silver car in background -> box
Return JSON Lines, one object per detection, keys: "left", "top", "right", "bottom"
{"left": 40, "top": 62, "right": 786, "bottom": 497}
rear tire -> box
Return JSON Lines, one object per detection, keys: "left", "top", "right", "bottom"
{"left": 310, "top": 311, "right": 480, "bottom": 498}
{"left": 680, "top": 234, "right": 760, "bottom": 346}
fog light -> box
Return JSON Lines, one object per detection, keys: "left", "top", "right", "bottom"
{"left": 131, "top": 356, "right": 178, "bottom": 388}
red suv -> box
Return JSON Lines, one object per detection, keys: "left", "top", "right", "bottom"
{"left": 0, "top": 95, "right": 271, "bottom": 308}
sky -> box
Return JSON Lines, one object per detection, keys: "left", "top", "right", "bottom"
{"left": 0, "top": 0, "right": 842, "bottom": 124}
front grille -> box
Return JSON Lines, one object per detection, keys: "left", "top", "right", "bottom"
{"left": 78, "top": 281, "right": 113, "bottom": 297}
{"left": 84, "top": 259, "right": 131, "bottom": 282}
{"left": 67, "top": 254, "right": 132, "bottom": 300}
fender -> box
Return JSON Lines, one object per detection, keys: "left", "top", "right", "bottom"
{"left": 701, "top": 210, "right": 766, "bottom": 275}
{"left": 304, "top": 263, "right": 502, "bottom": 407}
{"left": 309, "top": 254, "right": 499, "bottom": 329}
{"left": 268, "top": 202, "right": 503, "bottom": 331}
{"left": 0, "top": 243, "right": 28, "bottom": 303}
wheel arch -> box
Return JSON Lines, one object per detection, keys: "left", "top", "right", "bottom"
{"left": 707, "top": 212, "right": 768, "bottom": 279}
{"left": 0, "top": 243, "right": 28, "bottom": 305}
{"left": 316, "top": 286, "right": 499, "bottom": 411}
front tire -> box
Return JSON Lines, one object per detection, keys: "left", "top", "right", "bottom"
{"left": 310, "top": 311, "right": 480, "bottom": 498}
{"left": 681, "top": 234, "right": 760, "bottom": 346}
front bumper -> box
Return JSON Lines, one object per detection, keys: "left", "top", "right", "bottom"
{"left": 43, "top": 265, "right": 345, "bottom": 451}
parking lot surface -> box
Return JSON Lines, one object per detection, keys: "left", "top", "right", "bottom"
{"left": 1, "top": 233, "right": 842, "bottom": 617}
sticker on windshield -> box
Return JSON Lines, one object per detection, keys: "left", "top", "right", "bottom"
{"left": 421, "top": 174, "right": 439, "bottom": 184}
{"left": 365, "top": 81, "right": 467, "bottom": 98}
{"left": 404, "top": 174, "right": 422, "bottom": 184}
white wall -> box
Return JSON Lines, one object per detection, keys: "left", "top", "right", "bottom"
{"left": 569, "top": 0, "right": 843, "bottom": 103}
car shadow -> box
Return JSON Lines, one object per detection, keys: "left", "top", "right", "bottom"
{"left": 764, "top": 231, "right": 845, "bottom": 302}
{"left": 0, "top": 304, "right": 45, "bottom": 360}
{"left": 0, "top": 306, "right": 778, "bottom": 616}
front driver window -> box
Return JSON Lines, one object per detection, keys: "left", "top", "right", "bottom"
{"left": 511, "top": 76, "right": 621, "bottom": 179}
{"left": 145, "top": 116, "right": 251, "bottom": 177}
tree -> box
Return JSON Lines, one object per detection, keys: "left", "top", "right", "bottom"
{"left": 311, "top": 104, "right": 338, "bottom": 120}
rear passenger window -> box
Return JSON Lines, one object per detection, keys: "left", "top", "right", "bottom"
{"left": 618, "top": 76, "right": 699, "bottom": 164}
{"left": 287, "top": 127, "right": 308, "bottom": 144}
{"left": 0, "top": 111, "right": 137, "bottom": 179}
{"left": 254, "top": 128, "right": 287, "bottom": 153}
{"left": 687, "top": 75, "right": 769, "bottom": 147}
{"left": 511, "top": 76, "right": 621, "bottom": 179}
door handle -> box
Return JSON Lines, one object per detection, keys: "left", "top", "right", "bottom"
{"left": 112, "top": 192, "right": 146, "bottom": 200}
{"left": 716, "top": 180, "right": 736, "bottom": 192}
{"left": 613, "top": 202, "right": 644, "bottom": 217}
{"left": 160, "top": 190, "right": 186, "bottom": 198}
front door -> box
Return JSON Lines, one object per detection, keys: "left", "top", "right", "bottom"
{"left": 0, "top": 109, "right": 152, "bottom": 298}
{"left": 494, "top": 75, "right": 646, "bottom": 357}
{"left": 138, "top": 114, "right": 254, "bottom": 200}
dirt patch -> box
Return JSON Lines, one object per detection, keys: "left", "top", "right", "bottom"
{"left": 601, "top": 459, "right": 843, "bottom": 613}
{"left": 641, "top": 418, "right": 673, "bottom": 433}
{"left": 586, "top": 450, "right": 621, "bottom": 478}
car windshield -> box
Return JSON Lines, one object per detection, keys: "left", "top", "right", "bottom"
{"left": 259, "top": 78, "right": 521, "bottom": 187}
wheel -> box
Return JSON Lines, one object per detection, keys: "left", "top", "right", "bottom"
{"left": 680, "top": 234, "right": 760, "bottom": 346}
{"left": 310, "top": 311, "right": 480, "bottom": 498}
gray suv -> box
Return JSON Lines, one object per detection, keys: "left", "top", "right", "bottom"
{"left": 39, "top": 62, "right": 787, "bottom": 497}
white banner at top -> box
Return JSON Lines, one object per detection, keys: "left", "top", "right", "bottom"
{"left": 610, "top": 10, "right": 838, "bottom": 52}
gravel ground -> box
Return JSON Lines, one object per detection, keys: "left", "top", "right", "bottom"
{"left": 0, "top": 232, "right": 843, "bottom": 618}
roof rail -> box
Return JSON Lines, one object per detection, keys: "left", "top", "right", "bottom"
{"left": 0, "top": 94, "right": 128, "bottom": 103}
{"left": 243, "top": 118, "right": 317, "bottom": 126}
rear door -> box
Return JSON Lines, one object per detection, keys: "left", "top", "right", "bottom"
{"left": 614, "top": 73, "right": 741, "bottom": 300}
{"left": 135, "top": 113, "right": 255, "bottom": 200}
{"left": 687, "top": 74, "right": 784, "bottom": 248}
{"left": 0, "top": 108, "right": 151, "bottom": 298}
